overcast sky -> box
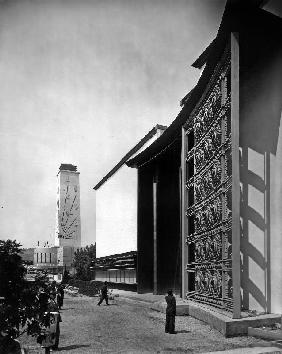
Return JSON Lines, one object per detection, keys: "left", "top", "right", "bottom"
{"left": 0, "top": 0, "right": 226, "bottom": 248}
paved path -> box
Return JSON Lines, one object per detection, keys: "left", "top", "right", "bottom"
{"left": 20, "top": 294, "right": 282, "bottom": 353}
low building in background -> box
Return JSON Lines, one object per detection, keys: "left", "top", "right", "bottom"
{"left": 33, "top": 246, "right": 76, "bottom": 272}
{"left": 94, "top": 251, "right": 137, "bottom": 288}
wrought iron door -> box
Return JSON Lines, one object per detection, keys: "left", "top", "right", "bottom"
{"left": 184, "top": 49, "right": 233, "bottom": 311}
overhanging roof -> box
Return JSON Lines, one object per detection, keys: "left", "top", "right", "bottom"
{"left": 191, "top": 39, "right": 216, "bottom": 69}
{"left": 93, "top": 124, "right": 166, "bottom": 190}
{"left": 191, "top": 1, "right": 269, "bottom": 70}
{"left": 126, "top": 0, "right": 280, "bottom": 169}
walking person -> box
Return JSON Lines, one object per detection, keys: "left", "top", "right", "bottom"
{"left": 165, "top": 289, "right": 176, "bottom": 334}
{"left": 97, "top": 281, "right": 109, "bottom": 306}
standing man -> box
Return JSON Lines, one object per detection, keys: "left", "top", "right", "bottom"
{"left": 57, "top": 284, "right": 64, "bottom": 309}
{"left": 97, "top": 281, "right": 109, "bottom": 306}
{"left": 165, "top": 289, "right": 176, "bottom": 334}
{"left": 47, "top": 292, "right": 62, "bottom": 350}
{"left": 39, "top": 291, "right": 62, "bottom": 352}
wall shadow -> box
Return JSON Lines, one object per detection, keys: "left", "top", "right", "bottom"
{"left": 239, "top": 18, "right": 282, "bottom": 312}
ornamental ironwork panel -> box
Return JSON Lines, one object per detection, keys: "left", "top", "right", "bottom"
{"left": 184, "top": 48, "right": 232, "bottom": 311}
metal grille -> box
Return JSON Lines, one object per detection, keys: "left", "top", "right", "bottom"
{"left": 184, "top": 50, "right": 233, "bottom": 311}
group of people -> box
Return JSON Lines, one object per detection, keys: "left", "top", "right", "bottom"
{"left": 37, "top": 282, "right": 65, "bottom": 351}
{"left": 37, "top": 280, "right": 176, "bottom": 349}
{"left": 49, "top": 281, "right": 176, "bottom": 337}
{"left": 37, "top": 281, "right": 65, "bottom": 311}
{"left": 97, "top": 281, "right": 177, "bottom": 334}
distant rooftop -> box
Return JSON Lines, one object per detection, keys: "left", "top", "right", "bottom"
{"left": 59, "top": 164, "right": 77, "bottom": 172}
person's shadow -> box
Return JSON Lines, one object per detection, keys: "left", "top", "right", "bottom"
{"left": 57, "top": 344, "right": 90, "bottom": 351}
{"left": 175, "top": 330, "right": 190, "bottom": 334}
{"left": 60, "top": 307, "right": 75, "bottom": 311}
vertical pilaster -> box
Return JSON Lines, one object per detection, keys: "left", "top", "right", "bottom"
{"left": 221, "top": 104, "right": 228, "bottom": 306}
{"left": 136, "top": 169, "right": 141, "bottom": 293}
{"left": 153, "top": 167, "right": 158, "bottom": 295}
{"left": 181, "top": 128, "right": 188, "bottom": 299}
{"left": 231, "top": 32, "right": 241, "bottom": 319}
{"left": 264, "top": 152, "right": 271, "bottom": 313}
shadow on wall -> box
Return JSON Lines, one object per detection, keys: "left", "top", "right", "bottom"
{"left": 239, "top": 26, "right": 282, "bottom": 313}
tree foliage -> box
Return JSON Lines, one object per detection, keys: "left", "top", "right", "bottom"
{"left": 73, "top": 244, "right": 96, "bottom": 281}
{"left": 0, "top": 240, "right": 52, "bottom": 342}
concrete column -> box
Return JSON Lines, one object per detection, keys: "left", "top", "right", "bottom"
{"left": 181, "top": 128, "right": 188, "bottom": 299}
{"left": 153, "top": 167, "right": 158, "bottom": 295}
{"left": 231, "top": 32, "right": 241, "bottom": 319}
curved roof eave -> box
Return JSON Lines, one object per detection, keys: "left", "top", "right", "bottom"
{"left": 126, "top": 3, "right": 235, "bottom": 169}
{"left": 93, "top": 124, "right": 166, "bottom": 190}
{"left": 126, "top": 0, "right": 271, "bottom": 169}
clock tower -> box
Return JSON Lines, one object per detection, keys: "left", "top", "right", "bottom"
{"left": 55, "top": 164, "right": 81, "bottom": 248}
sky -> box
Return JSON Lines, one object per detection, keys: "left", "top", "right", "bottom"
{"left": 0, "top": 0, "right": 226, "bottom": 248}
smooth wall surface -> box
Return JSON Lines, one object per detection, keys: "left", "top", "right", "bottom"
{"left": 156, "top": 140, "right": 181, "bottom": 294}
{"left": 137, "top": 164, "right": 154, "bottom": 293}
{"left": 240, "top": 22, "right": 282, "bottom": 313}
{"left": 96, "top": 165, "right": 137, "bottom": 257}
{"left": 55, "top": 171, "right": 81, "bottom": 248}
{"left": 57, "top": 246, "right": 78, "bottom": 267}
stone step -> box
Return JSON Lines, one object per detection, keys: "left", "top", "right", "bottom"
{"left": 248, "top": 326, "right": 282, "bottom": 341}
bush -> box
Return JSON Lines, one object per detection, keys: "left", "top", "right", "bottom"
{"left": 0, "top": 240, "right": 53, "bottom": 344}
{"left": 73, "top": 244, "right": 96, "bottom": 281}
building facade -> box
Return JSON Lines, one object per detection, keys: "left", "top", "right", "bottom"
{"left": 55, "top": 164, "right": 81, "bottom": 248}
{"left": 127, "top": 0, "right": 282, "bottom": 319}
{"left": 33, "top": 246, "right": 77, "bottom": 272}
{"left": 34, "top": 246, "right": 59, "bottom": 270}
{"left": 128, "top": 140, "right": 182, "bottom": 295}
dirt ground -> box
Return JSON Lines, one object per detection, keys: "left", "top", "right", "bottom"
{"left": 19, "top": 294, "right": 282, "bottom": 354}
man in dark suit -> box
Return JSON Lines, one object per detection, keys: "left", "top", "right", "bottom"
{"left": 165, "top": 289, "right": 176, "bottom": 334}
{"left": 97, "top": 281, "right": 109, "bottom": 306}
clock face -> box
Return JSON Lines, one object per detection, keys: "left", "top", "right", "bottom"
{"left": 58, "top": 183, "right": 79, "bottom": 239}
